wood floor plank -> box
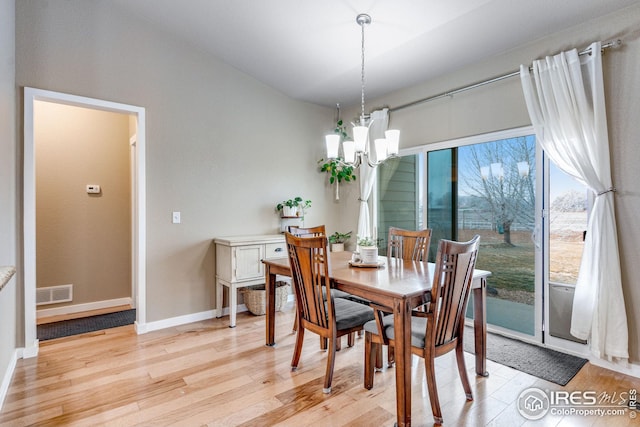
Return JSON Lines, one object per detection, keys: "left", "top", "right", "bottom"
{"left": 2, "top": 306, "right": 638, "bottom": 427}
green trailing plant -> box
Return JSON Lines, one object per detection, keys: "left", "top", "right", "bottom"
{"left": 333, "top": 118, "right": 348, "bottom": 141}
{"left": 328, "top": 231, "right": 352, "bottom": 244}
{"left": 318, "top": 158, "right": 357, "bottom": 184}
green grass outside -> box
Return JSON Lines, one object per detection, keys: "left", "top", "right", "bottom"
{"left": 459, "top": 230, "right": 535, "bottom": 293}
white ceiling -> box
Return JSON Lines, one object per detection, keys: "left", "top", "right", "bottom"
{"left": 113, "top": 0, "right": 637, "bottom": 108}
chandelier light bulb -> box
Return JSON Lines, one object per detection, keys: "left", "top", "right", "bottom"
{"left": 342, "top": 140, "right": 356, "bottom": 163}
{"left": 325, "top": 134, "right": 340, "bottom": 159}
{"left": 385, "top": 130, "right": 400, "bottom": 155}
{"left": 353, "top": 126, "right": 368, "bottom": 152}
{"left": 375, "top": 138, "right": 388, "bottom": 162}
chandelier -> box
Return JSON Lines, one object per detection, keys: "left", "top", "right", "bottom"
{"left": 325, "top": 13, "right": 400, "bottom": 168}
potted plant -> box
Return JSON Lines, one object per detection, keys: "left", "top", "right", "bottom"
{"left": 328, "top": 231, "right": 352, "bottom": 252}
{"left": 357, "top": 236, "right": 378, "bottom": 264}
{"left": 275, "top": 197, "right": 312, "bottom": 217}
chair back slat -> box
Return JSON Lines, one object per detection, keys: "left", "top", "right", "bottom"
{"left": 288, "top": 225, "right": 326, "bottom": 238}
{"left": 387, "top": 227, "right": 432, "bottom": 261}
{"left": 285, "top": 233, "right": 332, "bottom": 329}
{"left": 429, "top": 235, "right": 480, "bottom": 347}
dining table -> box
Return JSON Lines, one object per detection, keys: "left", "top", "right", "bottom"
{"left": 262, "top": 251, "right": 491, "bottom": 427}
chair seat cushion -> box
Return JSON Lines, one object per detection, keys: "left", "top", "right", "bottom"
{"left": 322, "top": 286, "right": 352, "bottom": 300}
{"left": 342, "top": 294, "right": 372, "bottom": 306}
{"left": 333, "top": 298, "right": 375, "bottom": 331}
{"left": 364, "top": 315, "right": 428, "bottom": 348}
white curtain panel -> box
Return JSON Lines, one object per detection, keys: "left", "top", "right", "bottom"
{"left": 357, "top": 108, "right": 389, "bottom": 241}
{"left": 520, "top": 42, "right": 628, "bottom": 360}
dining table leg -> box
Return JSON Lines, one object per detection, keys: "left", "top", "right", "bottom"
{"left": 265, "top": 266, "right": 276, "bottom": 346}
{"left": 393, "top": 298, "right": 412, "bottom": 427}
{"left": 473, "top": 277, "right": 489, "bottom": 376}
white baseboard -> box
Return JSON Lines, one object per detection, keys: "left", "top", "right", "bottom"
{"left": 0, "top": 349, "right": 19, "bottom": 412}
{"left": 135, "top": 304, "right": 251, "bottom": 334}
{"left": 36, "top": 297, "right": 133, "bottom": 319}
{"left": 135, "top": 295, "right": 296, "bottom": 334}
{"left": 20, "top": 340, "right": 39, "bottom": 359}
{"left": 589, "top": 356, "right": 640, "bottom": 379}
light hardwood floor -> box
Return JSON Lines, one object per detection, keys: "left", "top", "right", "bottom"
{"left": 2, "top": 304, "right": 638, "bottom": 426}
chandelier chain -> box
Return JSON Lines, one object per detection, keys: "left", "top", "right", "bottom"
{"left": 360, "top": 19, "right": 366, "bottom": 123}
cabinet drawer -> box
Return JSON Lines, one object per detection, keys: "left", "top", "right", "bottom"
{"left": 265, "top": 242, "right": 287, "bottom": 259}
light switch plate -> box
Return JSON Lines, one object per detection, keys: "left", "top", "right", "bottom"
{"left": 172, "top": 211, "right": 181, "bottom": 224}
{"left": 86, "top": 184, "right": 101, "bottom": 194}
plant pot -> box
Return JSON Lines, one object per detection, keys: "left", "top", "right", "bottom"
{"left": 282, "top": 206, "right": 297, "bottom": 217}
{"left": 359, "top": 246, "right": 378, "bottom": 264}
{"left": 331, "top": 243, "right": 344, "bottom": 252}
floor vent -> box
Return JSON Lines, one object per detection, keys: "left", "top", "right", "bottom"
{"left": 36, "top": 284, "right": 73, "bottom": 306}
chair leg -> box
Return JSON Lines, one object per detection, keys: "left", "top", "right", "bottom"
{"left": 347, "top": 332, "right": 355, "bottom": 347}
{"left": 323, "top": 335, "right": 337, "bottom": 393}
{"left": 364, "top": 332, "right": 377, "bottom": 390}
{"left": 375, "top": 342, "right": 383, "bottom": 370}
{"left": 387, "top": 345, "right": 395, "bottom": 367}
{"left": 292, "top": 312, "right": 298, "bottom": 333}
{"left": 320, "top": 337, "right": 327, "bottom": 350}
{"left": 291, "top": 325, "right": 305, "bottom": 371}
{"left": 425, "top": 352, "right": 443, "bottom": 424}
{"left": 456, "top": 341, "right": 473, "bottom": 400}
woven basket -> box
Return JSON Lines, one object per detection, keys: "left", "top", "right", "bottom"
{"left": 240, "top": 281, "right": 290, "bottom": 316}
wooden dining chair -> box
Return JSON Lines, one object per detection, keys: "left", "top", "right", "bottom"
{"left": 285, "top": 232, "right": 375, "bottom": 393}
{"left": 387, "top": 227, "right": 432, "bottom": 261}
{"left": 363, "top": 235, "right": 481, "bottom": 425}
{"left": 287, "top": 224, "right": 353, "bottom": 344}
{"left": 380, "top": 227, "right": 433, "bottom": 366}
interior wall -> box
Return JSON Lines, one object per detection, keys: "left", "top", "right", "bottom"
{"left": 338, "top": 4, "right": 640, "bottom": 362}
{"left": 0, "top": 0, "right": 17, "bottom": 394}
{"left": 34, "top": 101, "right": 131, "bottom": 308}
{"left": 15, "top": 0, "right": 335, "bottom": 322}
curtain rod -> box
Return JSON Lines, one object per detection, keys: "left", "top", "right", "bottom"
{"left": 390, "top": 39, "right": 622, "bottom": 113}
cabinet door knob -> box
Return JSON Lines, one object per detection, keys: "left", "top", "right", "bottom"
{"left": 275, "top": 247, "right": 283, "bottom": 252}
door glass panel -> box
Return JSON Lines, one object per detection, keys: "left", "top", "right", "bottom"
{"left": 426, "top": 148, "right": 455, "bottom": 260}
{"left": 547, "top": 161, "right": 589, "bottom": 343}
{"left": 429, "top": 135, "right": 537, "bottom": 336}
{"left": 548, "top": 163, "right": 587, "bottom": 285}
{"left": 377, "top": 155, "right": 421, "bottom": 255}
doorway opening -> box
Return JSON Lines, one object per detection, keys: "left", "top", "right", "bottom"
{"left": 23, "top": 88, "right": 146, "bottom": 356}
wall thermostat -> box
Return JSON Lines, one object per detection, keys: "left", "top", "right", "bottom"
{"left": 86, "top": 184, "right": 101, "bottom": 194}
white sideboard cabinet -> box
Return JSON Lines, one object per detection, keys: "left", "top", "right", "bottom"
{"left": 214, "top": 234, "right": 286, "bottom": 327}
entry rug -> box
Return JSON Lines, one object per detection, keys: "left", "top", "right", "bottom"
{"left": 463, "top": 327, "right": 587, "bottom": 385}
{"left": 37, "top": 309, "right": 136, "bottom": 341}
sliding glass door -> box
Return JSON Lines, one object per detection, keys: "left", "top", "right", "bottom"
{"left": 377, "top": 127, "right": 590, "bottom": 352}
{"left": 427, "top": 134, "right": 539, "bottom": 339}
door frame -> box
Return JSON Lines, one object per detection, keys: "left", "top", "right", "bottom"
{"left": 23, "top": 87, "right": 147, "bottom": 357}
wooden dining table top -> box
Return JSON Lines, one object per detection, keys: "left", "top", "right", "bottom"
{"left": 265, "top": 250, "right": 489, "bottom": 296}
